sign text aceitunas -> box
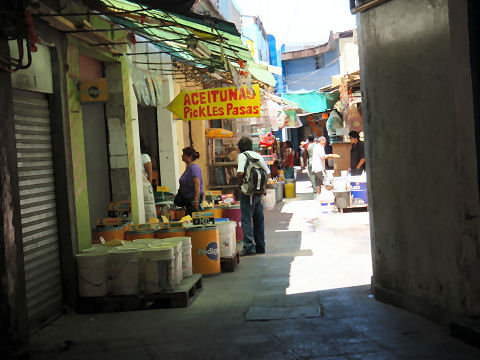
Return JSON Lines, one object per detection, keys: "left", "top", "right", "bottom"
{"left": 167, "top": 84, "right": 261, "bottom": 121}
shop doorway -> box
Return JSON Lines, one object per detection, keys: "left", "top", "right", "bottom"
{"left": 138, "top": 105, "right": 161, "bottom": 188}
{"left": 82, "top": 102, "right": 112, "bottom": 228}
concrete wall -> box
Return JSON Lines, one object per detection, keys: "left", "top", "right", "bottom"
{"left": 358, "top": 0, "right": 480, "bottom": 322}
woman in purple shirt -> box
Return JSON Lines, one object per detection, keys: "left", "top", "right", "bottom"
{"left": 179, "top": 146, "right": 204, "bottom": 216}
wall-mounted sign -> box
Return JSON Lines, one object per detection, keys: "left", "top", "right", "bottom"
{"left": 80, "top": 78, "right": 108, "bottom": 103}
{"left": 167, "top": 84, "right": 261, "bottom": 121}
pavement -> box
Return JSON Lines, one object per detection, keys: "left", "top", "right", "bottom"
{"left": 29, "top": 171, "right": 480, "bottom": 359}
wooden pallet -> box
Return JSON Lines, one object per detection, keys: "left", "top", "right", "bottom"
{"left": 341, "top": 205, "right": 368, "bottom": 213}
{"left": 220, "top": 252, "right": 240, "bottom": 272}
{"left": 78, "top": 274, "right": 203, "bottom": 313}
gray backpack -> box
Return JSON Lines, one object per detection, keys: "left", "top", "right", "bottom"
{"left": 242, "top": 152, "right": 267, "bottom": 195}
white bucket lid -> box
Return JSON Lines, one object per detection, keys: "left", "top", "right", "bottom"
{"left": 141, "top": 246, "right": 174, "bottom": 260}
{"left": 132, "top": 238, "right": 154, "bottom": 245}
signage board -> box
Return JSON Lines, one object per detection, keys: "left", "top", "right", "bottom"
{"left": 192, "top": 211, "right": 215, "bottom": 226}
{"left": 167, "top": 85, "right": 261, "bottom": 121}
{"left": 80, "top": 78, "right": 108, "bottom": 102}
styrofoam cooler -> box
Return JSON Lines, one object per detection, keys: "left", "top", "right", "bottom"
{"left": 216, "top": 221, "right": 237, "bottom": 257}
{"left": 262, "top": 189, "right": 276, "bottom": 210}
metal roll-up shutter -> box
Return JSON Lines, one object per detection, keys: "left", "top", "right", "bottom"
{"left": 13, "top": 88, "right": 63, "bottom": 331}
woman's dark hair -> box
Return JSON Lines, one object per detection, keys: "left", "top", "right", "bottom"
{"left": 238, "top": 136, "right": 253, "bottom": 152}
{"left": 140, "top": 138, "right": 149, "bottom": 155}
{"left": 183, "top": 146, "right": 200, "bottom": 160}
{"left": 285, "top": 141, "right": 292, "bottom": 148}
{"left": 308, "top": 135, "right": 314, "bottom": 142}
{"left": 349, "top": 130, "right": 360, "bottom": 140}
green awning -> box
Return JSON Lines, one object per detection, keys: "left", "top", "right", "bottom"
{"left": 248, "top": 62, "right": 276, "bottom": 87}
{"left": 100, "top": 0, "right": 275, "bottom": 86}
{"left": 281, "top": 91, "right": 339, "bottom": 113}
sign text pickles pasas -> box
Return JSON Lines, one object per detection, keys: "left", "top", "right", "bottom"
{"left": 167, "top": 84, "right": 261, "bottom": 121}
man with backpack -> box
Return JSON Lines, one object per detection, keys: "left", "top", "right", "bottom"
{"left": 237, "top": 136, "right": 270, "bottom": 256}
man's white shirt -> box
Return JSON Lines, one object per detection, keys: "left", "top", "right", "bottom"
{"left": 237, "top": 151, "right": 270, "bottom": 175}
{"left": 311, "top": 144, "right": 326, "bottom": 173}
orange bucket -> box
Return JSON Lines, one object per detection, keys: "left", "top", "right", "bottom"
{"left": 155, "top": 229, "right": 187, "bottom": 239}
{"left": 91, "top": 227, "right": 125, "bottom": 244}
{"left": 187, "top": 226, "right": 220, "bottom": 275}
{"left": 124, "top": 229, "right": 156, "bottom": 241}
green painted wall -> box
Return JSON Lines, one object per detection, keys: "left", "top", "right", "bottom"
{"left": 66, "top": 35, "right": 140, "bottom": 250}
{"left": 66, "top": 39, "right": 91, "bottom": 251}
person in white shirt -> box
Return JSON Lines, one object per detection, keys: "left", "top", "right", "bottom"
{"left": 237, "top": 137, "right": 270, "bottom": 256}
{"left": 141, "top": 139, "right": 153, "bottom": 183}
{"left": 311, "top": 136, "right": 332, "bottom": 197}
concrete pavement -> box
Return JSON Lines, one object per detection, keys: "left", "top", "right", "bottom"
{"left": 29, "top": 175, "right": 480, "bottom": 359}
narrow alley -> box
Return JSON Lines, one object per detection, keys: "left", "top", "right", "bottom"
{"left": 29, "top": 175, "right": 480, "bottom": 360}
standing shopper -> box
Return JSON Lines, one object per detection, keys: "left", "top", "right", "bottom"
{"left": 303, "top": 136, "right": 316, "bottom": 191}
{"left": 283, "top": 141, "right": 295, "bottom": 179}
{"left": 349, "top": 131, "right": 366, "bottom": 176}
{"left": 178, "top": 147, "right": 204, "bottom": 216}
{"left": 237, "top": 137, "right": 270, "bottom": 256}
{"left": 311, "top": 137, "right": 331, "bottom": 197}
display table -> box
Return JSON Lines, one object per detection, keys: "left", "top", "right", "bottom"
{"left": 331, "top": 142, "right": 351, "bottom": 177}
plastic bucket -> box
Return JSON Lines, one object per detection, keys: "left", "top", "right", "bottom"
{"left": 109, "top": 248, "right": 141, "bottom": 295}
{"left": 149, "top": 240, "right": 183, "bottom": 285}
{"left": 132, "top": 238, "right": 155, "bottom": 246}
{"left": 221, "top": 206, "right": 243, "bottom": 243}
{"left": 284, "top": 182, "right": 295, "bottom": 198}
{"left": 141, "top": 246, "right": 175, "bottom": 293}
{"left": 124, "top": 229, "right": 156, "bottom": 241}
{"left": 91, "top": 226, "right": 125, "bottom": 244}
{"left": 76, "top": 250, "right": 109, "bottom": 297}
{"left": 187, "top": 226, "right": 220, "bottom": 275}
{"left": 173, "top": 236, "right": 193, "bottom": 278}
{"left": 216, "top": 221, "right": 236, "bottom": 258}
{"left": 262, "top": 189, "right": 276, "bottom": 210}
{"left": 155, "top": 229, "right": 186, "bottom": 239}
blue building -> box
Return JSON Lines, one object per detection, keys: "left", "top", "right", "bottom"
{"left": 267, "top": 34, "right": 285, "bottom": 94}
{"left": 281, "top": 30, "right": 357, "bottom": 93}
{"left": 241, "top": 15, "right": 270, "bottom": 63}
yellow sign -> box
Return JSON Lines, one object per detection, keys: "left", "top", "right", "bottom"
{"left": 167, "top": 84, "right": 261, "bottom": 121}
{"left": 157, "top": 186, "right": 169, "bottom": 192}
{"left": 80, "top": 78, "right": 108, "bottom": 103}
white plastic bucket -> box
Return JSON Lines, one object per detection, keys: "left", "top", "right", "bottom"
{"left": 133, "top": 238, "right": 155, "bottom": 246}
{"left": 76, "top": 251, "right": 108, "bottom": 297}
{"left": 175, "top": 236, "right": 193, "bottom": 278}
{"left": 216, "top": 221, "right": 236, "bottom": 258}
{"left": 141, "top": 246, "right": 175, "bottom": 293}
{"left": 109, "top": 248, "right": 141, "bottom": 295}
{"left": 262, "top": 189, "right": 276, "bottom": 210}
{"left": 150, "top": 239, "right": 183, "bottom": 285}
{"left": 332, "top": 177, "right": 347, "bottom": 191}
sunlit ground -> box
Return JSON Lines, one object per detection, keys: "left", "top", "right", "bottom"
{"left": 282, "top": 174, "right": 372, "bottom": 295}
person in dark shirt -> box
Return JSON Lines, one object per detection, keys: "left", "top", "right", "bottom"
{"left": 349, "top": 130, "right": 366, "bottom": 176}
